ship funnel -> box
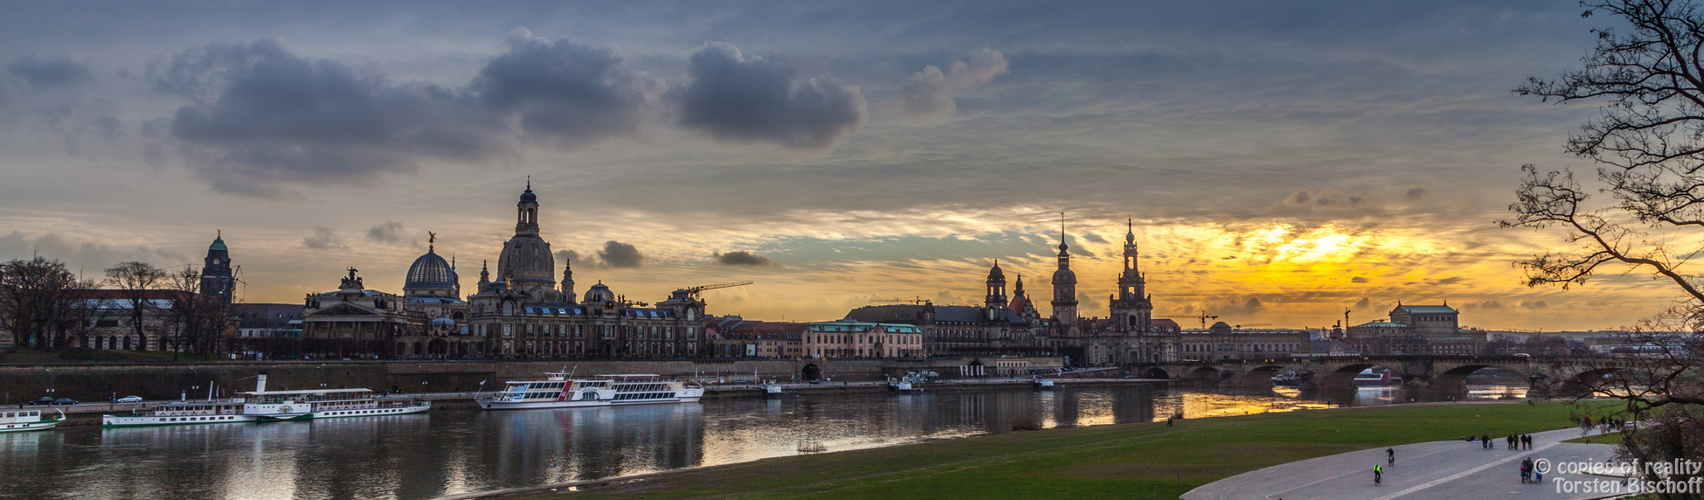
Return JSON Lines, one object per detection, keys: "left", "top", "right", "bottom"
{"left": 256, "top": 373, "right": 268, "bottom": 393}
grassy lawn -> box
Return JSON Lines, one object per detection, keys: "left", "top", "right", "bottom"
{"left": 534, "top": 401, "right": 1608, "bottom": 500}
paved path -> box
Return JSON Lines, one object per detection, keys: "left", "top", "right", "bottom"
{"left": 1184, "top": 427, "right": 1627, "bottom": 500}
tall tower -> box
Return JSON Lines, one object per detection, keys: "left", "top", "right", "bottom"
{"left": 495, "top": 179, "right": 556, "bottom": 298}
{"left": 984, "top": 260, "right": 1007, "bottom": 320}
{"left": 200, "top": 231, "right": 236, "bottom": 304}
{"left": 561, "top": 258, "right": 577, "bottom": 304}
{"left": 1050, "top": 213, "right": 1078, "bottom": 328}
{"left": 1110, "top": 219, "right": 1153, "bottom": 334}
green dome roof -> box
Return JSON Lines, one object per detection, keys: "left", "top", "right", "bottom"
{"left": 209, "top": 236, "right": 227, "bottom": 252}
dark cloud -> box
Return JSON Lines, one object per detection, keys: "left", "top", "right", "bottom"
{"left": 473, "top": 28, "right": 660, "bottom": 148}
{"left": 1282, "top": 188, "right": 1369, "bottom": 210}
{"left": 596, "top": 240, "right": 644, "bottom": 268}
{"left": 1352, "top": 297, "right": 1371, "bottom": 310}
{"left": 7, "top": 56, "right": 94, "bottom": 89}
{"left": 1350, "top": 276, "right": 1369, "bottom": 283}
{"left": 900, "top": 49, "right": 1008, "bottom": 117}
{"left": 672, "top": 41, "right": 866, "bottom": 150}
{"left": 301, "top": 226, "right": 346, "bottom": 250}
{"left": 0, "top": 231, "right": 188, "bottom": 274}
{"left": 556, "top": 241, "right": 644, "bottom": 269}
{"left": 1081, "top": 233, "right": 1107, "bottom": 244}
{"left": 156, "top": 40, "right": 509, "bottom": 197}
{"left": 366, "top": 221, "right": 406, "bottom": 244}
{"left": 1403, "top": 186, "right": 1429, "bottom": 202}
{"left": 714, "top": 250, "right": 779, "bottom": 267}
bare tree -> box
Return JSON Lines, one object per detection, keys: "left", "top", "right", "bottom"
{"left": 161, "top": 265, "right": 232, "bottom": 359}
{"left": 1510, "top": 1, "right": 1704, "bottom": 496}
{"left": 0, "top": 258, "right": 84, "bottom": 349}
{"left": 103, "top": 261, "right": 165, "bottom": 352}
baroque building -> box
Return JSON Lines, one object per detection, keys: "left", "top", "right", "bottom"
{"left": 466, "top": 182, "right": 709, "bottom": 358}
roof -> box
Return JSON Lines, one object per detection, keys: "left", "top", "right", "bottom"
{"left": 844, "top": 304, "right": 1028, "bottom": 326}
{"left": 1008, "top": 294, "right": 1029, "bottom": 313}
{"left": 1395, "top": 305, "right": 1458, "bottom": 314}
{"left": 239, "top": 388, "right": 372, "bottom": 395}
{"left": 209, "top": 236, "right": 227, "bottom": 252}
{"left": 1151, "top": 318, "right": 1180, "bottom": 331}
{"left": 809, "top": 321, "right": 921, "bottom": 333}
{"left": 1352, "top": 320, "right": 1410, "bottom": 328}
{"left": 405, "top": 250, "right": 457, "bottom": 290}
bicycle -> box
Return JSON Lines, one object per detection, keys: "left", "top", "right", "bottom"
{"left": 1387, "top": 448, "right": 1395, "bottom": 466}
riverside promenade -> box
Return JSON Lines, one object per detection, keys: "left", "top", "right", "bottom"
{"left": 1183, "top": 427, "right": 1623, "bottom": 500}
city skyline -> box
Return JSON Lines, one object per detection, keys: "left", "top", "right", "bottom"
{"left": 0, "top": 1, "right": 1656, "bottom": 330}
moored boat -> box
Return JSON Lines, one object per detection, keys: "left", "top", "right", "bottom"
{"left": 239, "top": 374, "right": 431, "bottom": 422}
{"left": 0, "top": 409, "right": 64, "bottom": 433}
{"left": 1353, "top": 368, "right": 1399, "bottom": 387}
{"left": 476, "top": 373, "right": 703, "bottom": 410}
{"left": 103, "top": 401, "right": 256, "bottom": 428}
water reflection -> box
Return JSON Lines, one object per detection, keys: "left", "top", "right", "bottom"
{"left": 0, "top": 383, "right": 1532, "bottom": 500}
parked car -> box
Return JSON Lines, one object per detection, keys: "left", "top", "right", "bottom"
{"left": 54, "top": 398, "right": 77, "bottom": 405}
{"left": 115, "top": 395, "right": 143, "bottom": 403}
{"left": 28, "top": 397, "right": 55, "bottom": 406}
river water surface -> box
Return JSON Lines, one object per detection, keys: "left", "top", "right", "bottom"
{"left": 0, "top": 383, "right": 1524, "bottom": 499}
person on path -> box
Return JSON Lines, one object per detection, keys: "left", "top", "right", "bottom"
{"left": 1521, "top": 457, "right": 1532, "bottom": 483}
{"left": 1373, "top": 464, "right": 1382, "bottom": 486}
{"left": 1386, "top": 447, "right": 1395, "bottom": 466}
{"left": 1482, "top": 434, "right": 1492, "bottom": 449}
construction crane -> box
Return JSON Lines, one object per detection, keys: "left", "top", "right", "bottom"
{"left": 680, "top": 281, "right": 753, "bottom": 297}
{"left": 1196, "top": 310, "right": 1218, "bottom": 330}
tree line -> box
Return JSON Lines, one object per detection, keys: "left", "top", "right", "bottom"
{"left": 0, "top": 257, "right": 232, "bottom": 359}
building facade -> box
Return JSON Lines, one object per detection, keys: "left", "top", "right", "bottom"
{"left": 1344, "top": 304, "right": 1487, "bottom": 355}
{"left": 465, "top": 183, "right": 709, "bottom": 358}
{"left": 803, "top": 321, "right": 923, "bottom": 358}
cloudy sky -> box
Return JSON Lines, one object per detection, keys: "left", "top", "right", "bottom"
{"left": 0, "top": 1, "right": 1663, "bottom": 330}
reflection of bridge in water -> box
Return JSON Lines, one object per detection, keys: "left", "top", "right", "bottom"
{"left": 1135, "top": 355, "right": 1648, "bottom": 394}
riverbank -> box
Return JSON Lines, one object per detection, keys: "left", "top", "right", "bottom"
{"left": 482, "top": 400, "right": 1605, "bottom": 499}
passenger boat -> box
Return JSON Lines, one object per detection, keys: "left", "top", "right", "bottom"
{"left": 0, "top": 409, "right": 65, "bottom": 433}
{"left": 1271, "top": 369, "right": 1303, "bottom": 387}
{"left": 476, "top": 373, "right": 703, "bottom": 410}
{"left": 1353, "top": 368, "right": 1399, "bottom": 387}
{"left": 239, "top": 374, "right": 431, "bottom": 422}
{"left": 103, "top": 401, "right": 256, "bottom": 428}
{"left": 1031, "top": 378, "right": 1056, "bottom": 390}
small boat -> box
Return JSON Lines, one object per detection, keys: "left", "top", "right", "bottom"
{"left": 0, "top": 409, "right": 65, "bottom": 433}
{"left": 1271, "top": 369, "right": 1302, "bottom": 387}
{"left": 477, "top": 373, "right": 704, "bottom": 410}
{"left": 1033, "top": 378, "right": 1057, "bottom": 390}
{"left": 763, "top": 383, "right": 796, "bottom": 399}
{"left": 239, "top": 374, "right": 431, "bottom": 421}
{"left": 103, "top": 401, "right": 256, "bottom": 428}
{"left": 890, "top": 372, "right": 928, "bottom": 394}
{"left": 1354, "top": 368, "right": 1399, "bottom": 387}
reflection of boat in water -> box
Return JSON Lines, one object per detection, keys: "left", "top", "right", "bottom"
{"left": 241, "top": 374, "right": 432, "bottom": 422}
{"left": 478, "top": 373, "right": 703, "bottom": 410}
{"left": 1354, "top": 368, "right": 1398, "bottom": 387}
{"left": 0, "top": 409, "right": 64, "bottom": 432}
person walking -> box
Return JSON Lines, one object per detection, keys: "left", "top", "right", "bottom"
{"left": 1386, "top": 447, "right": 1395, "bottom": 466}
{"left": 1482, "top": 434, "right": 1492, "bottom": 449}
{"left": 1373, "top": 464, "right": 1383, "bottom": 486}
{"left": 1520, "top": 457, "right": 1533, "bottom": 483}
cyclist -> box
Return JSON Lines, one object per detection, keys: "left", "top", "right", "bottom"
{"left": 1387, "top": 447, "right": 1395, "bottom": 466}
{"left": 1374, "top": 464, "right": 1383, "bottom": 486}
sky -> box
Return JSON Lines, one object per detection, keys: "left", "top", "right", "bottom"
{"left": 0, "top": 1, "right": 1668, "bottom": 331}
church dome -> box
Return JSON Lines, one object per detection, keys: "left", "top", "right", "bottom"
{"left": 405, "top": 251, "right": 457, "bottom": 291}
{"left": 1052, "top": 267, "right": 1076, "bottom": 285}
{"left": 986, "top": 261, "right": 1005, "bottom": 281}
{"left": 585, "top": 282, "right": 615, "bottom": 304}
{"left": 209, "top": 236, "right": 227, "bottom": 253}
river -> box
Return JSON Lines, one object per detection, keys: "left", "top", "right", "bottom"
{"left": 0, "top": 383, "right": 1527, "bottom": 500}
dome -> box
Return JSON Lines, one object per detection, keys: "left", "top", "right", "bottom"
{"left": 405, "top": 251, "right": 458, "bottom": 291}
{"left": 1051, "top": 268, "right": 1076, "bottom": 284}
{"left": 519, "top": 185, "right": 537, "bottom": 204}
{"left": 986, "top": 262, "right": 1005, "bottom": 281}
{"left": 209, "top": 236, "right": 227, "bottom": 253}
{"left": 431, "top": 317, "right": 456, "bottom": 327}
{"left": 585, "top": 282, "right": 614, "bottom": 304}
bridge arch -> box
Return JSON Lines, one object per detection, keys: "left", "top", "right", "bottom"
{"left": 1321, "top": 363, "right": 1380, "bottom": 390}
{"left": 1239, "top": 366, "right": 1289, "bottom": 387}
{"left": 1187, "top": 366, "right": 1223, "bottom": 381}
{"left": 1139, "top": 367, "right": 1171, "bottom": 380}
{"left": 1431, "top": 364, "right": 1502, "bottom": 394}
{"left": 801, "top": 363, "right": 822, "bottom": 381}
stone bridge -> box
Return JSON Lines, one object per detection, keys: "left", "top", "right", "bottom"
{"left": 1134, "top": 355, "right": 1647, "bottom": 393}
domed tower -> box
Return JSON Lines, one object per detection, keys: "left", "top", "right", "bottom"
{"left": 405, "top": 234, "right": 459, "bottom": 298}
{"left": 200, "top": 231, "right": 236, "bottom": 304}
{"left": 984, "top": 260, "right": 1007, "bottom": 320}
{"left": 495, "top": 180, "right": 556, "bottom": 299}
{"left": 1050, "top": 214, "right": 1078, "bottom": 328}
